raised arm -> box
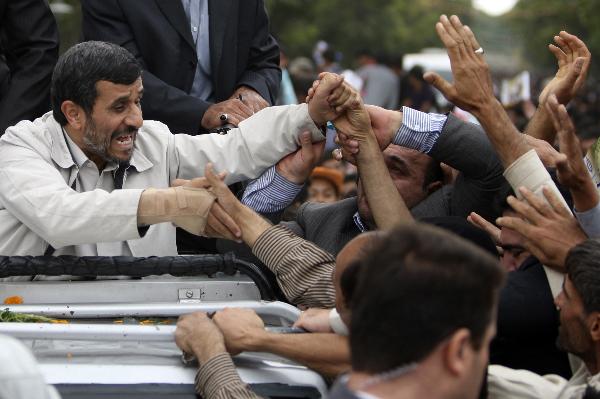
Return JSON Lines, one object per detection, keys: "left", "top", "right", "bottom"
{"left": 324, "top": 78, "right": 413, "bottom": 229}
{"left": 525, "top": 32, "right": 591, "bottom": 144}
{"left": 192, "top": 165, "right": 336, "bottom": 308}
{"left": 424, "top": 15, "right": 530, "bottom": 168}
{"left": 213, "top": 308, "right": 350, "bottom": 378}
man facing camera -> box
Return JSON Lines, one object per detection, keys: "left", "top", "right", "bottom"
{"left": 0, "top": 41, "right": 352, "bottom": 260}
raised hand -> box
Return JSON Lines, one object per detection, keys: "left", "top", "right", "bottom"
{"left": 468, "top": 211, "right": 501, "bottom": 246}
{"left": 538, "top": 31, "right": 590, "bottom": 106}
{"left": 423, "top": 15, "right": 494, "bottom": 113}
{"left": 307, "top": 73, "right": 345, "bottom": 125}
{"left": 546, "top": 94, "right": 599, "bottom": 212}
{"left": 332, "top": 105, "right": 403, "bottom": 163}
{"left": 276, "top": 131, "right": 325, "bottom": 184}
{"left": 496, "top": 186, "right": 587, "bottom": 271}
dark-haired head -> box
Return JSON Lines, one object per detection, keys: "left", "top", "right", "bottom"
{"left": 51, "top": 41, "right": 141, "bottom": 125}
{"left": 342, "top": 223, "right": 505, "bottom": 373}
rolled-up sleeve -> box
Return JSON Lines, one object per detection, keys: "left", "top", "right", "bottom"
{"left": 393, "top": 106, "right": 447, "bottom": 154}
{"left": 241, "top": 166, "right": 303, "bottom": 213}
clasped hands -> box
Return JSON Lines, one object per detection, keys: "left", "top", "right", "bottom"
{"left": 169, "top": 163, "right": 247, "bottom": 241}
{"left": 306, "top": 72, "right": 403, "bottom": 163}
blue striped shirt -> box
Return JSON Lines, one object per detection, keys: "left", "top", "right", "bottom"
{"left": 242, "top": 107, "right": 448, "bottom": 214}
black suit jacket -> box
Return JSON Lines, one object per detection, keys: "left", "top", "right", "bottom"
{"left": 81, "top": 0, "right": 281, "bottom": 134}
{"left": 492, "top": 256, "right": 571, "bottom": 378}
{"left": 0, "top": 0, "right": 58, "bottom": 135}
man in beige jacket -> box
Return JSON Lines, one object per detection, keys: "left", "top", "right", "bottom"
{"left": 0, "top": 41, "right": 351, "bottom": 258}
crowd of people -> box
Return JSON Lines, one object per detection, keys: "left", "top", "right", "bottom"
{"left": 2, "top": 1, "right": 600, "bottom": 399}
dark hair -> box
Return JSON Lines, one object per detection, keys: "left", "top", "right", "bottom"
{"left": 493, "top": 182, "right": 516, "bottom": 215}
{"left": 51, "top": 41, "right": 141, "bottom": 125}
{"left": 408, "top": 65, "right": 426, "bottom": 81}
{"left": 322, "top": 48, "right": 337, "bottom": 63}
{"left": 343, "top": 223, "right": 505, "bottom": 373}
{"left": 566, "top": 240, "right": 600, "bottom": 314}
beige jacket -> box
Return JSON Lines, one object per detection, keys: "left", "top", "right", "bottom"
{"left": 0, "top": 104, "right": 323, "bottom": 256}
{"left": 489, "top": 363, "right": 599, "bottom": 399}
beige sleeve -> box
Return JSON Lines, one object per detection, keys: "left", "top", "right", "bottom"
{"left": 503, "top": 149, "right": 569, "bottom": 211}
{"left": 487, "top": 365, "right": 569, "bottom": 399}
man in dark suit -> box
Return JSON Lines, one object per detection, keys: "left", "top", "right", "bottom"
{"left": 81, "top": 0, "right": 281, "bottom": 134}
{"left": 0, "top": 0, "right": 59, "bottom": 135}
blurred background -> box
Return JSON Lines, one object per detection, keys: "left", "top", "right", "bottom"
{"left": 49, "top": 0, "right": 600, "bottom": 205}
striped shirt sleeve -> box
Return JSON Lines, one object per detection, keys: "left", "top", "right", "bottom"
{"left": 196, "top": 353, "right": 263, "bottom": 399}
{"left": 252, "top": 224, "right": 336, "bottom": 308}
{"left": 393, "top": 106, "right": 448, "bottom": 154}
{"left": 241, "top": 166, "right": 303, "bottom": 213}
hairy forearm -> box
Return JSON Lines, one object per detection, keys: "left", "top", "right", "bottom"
{"left": 572, "top": 180, "right": 600, "bottom": 212}
{"left": 524, "top": 106, "right": 555, "bottom": 144}
{"left": 249, "top": 333, "right": 350, "bottom": 378}
{"left": 235, "top": 205, "right": 272, "bottom": 248}
{"left": 474, "top": 99, "right": 531, "bottom": 168}
{"left": 357, "top": 135, "right": 413, "bottom": 229}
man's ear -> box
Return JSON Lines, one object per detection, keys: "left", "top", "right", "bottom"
{"left": 443, "top": 328, "right": 472, "bottom": 376}
{"left": 60, "top": 101, "right": 85, "bottom": 130}
{"left": 426, "top": 180, "right": 443, "bottom": 195}
{"left": 588, "top": 312, "right": 600, "bottom": 343}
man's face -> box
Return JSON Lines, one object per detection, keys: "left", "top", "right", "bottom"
{"left": 308, "top": 178, "right": 339, "bottom": 203}
{"left": 555, "top": 276, "right": 593, "bottom": 358}
{"left": 357, "top": 144, "right": 435, "bottom": 227}
{"left": 499, "top": 210, "right": 530, "bottom": 272}
{"left": 80, "top": 78, "right": 144, "bottom": 166}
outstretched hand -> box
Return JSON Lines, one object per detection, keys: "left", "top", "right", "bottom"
{"left": 468, "top": 211, "right": 501, "bottom": 246}
{"left": 307, "top": 73, "right": 346, "bottom": 125}
{"left": 496, "top": 186, "right": 587, "bottom": 272}
{"left": 171, "top": 167, "right": 242, "bottom": 241}
{"left": 546, "top": 94, "right": 599, "bottom": 212}
{"left": 423, "top": 15, "right": 494, "bottom": 113}
{"left": 332, "top": 105, "right": 403, "bottom": 163}
{"left": 276, "top": 131, "right": 325, "bottom": 184}
{"left": 538, "top": 31, "right": 590, "bottom": 106}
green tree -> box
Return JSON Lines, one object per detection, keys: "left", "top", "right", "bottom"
{"left": 266, "top": 0, "right": 472, "bottom": 67}
{"left": 504, "top": 0, "right": 599, "bottom": 74}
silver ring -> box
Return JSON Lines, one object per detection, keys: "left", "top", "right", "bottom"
{"left": 219, "top": 113, "right": 229, "bottom": 122}
{"left": 474, "top": 47, "right": 485, "bottom": 55}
